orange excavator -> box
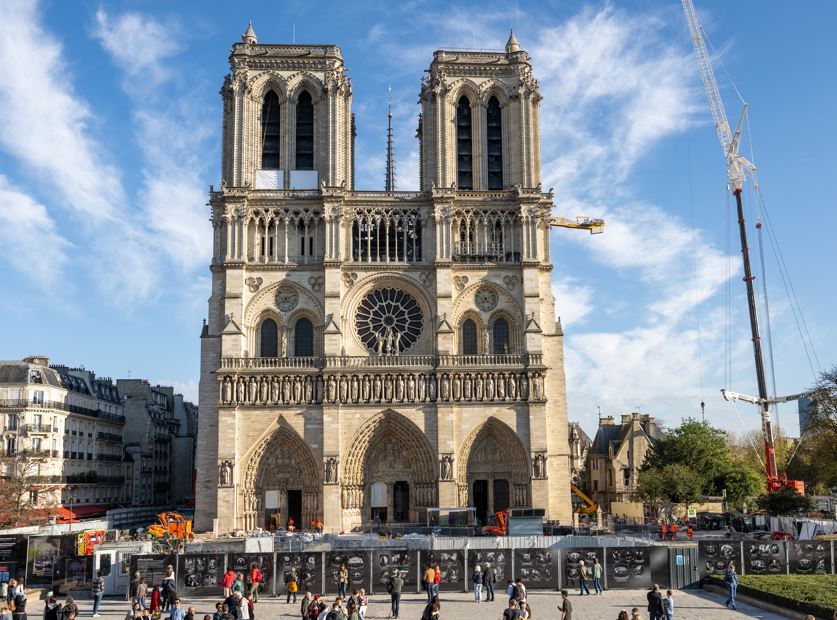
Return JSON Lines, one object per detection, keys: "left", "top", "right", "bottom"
{"left": 147, "top": 512, "right": 193, "bottom": 551}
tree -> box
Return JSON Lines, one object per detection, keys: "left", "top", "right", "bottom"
{"left": 664, "top": 464, "right": 704, "bottom": 510}
{"left": 0, "top": 449, "right": 54, "bottom": 530}
{"left": 757, "top": 489, "right": 816, "bottom": 516}
{"left": 807, "top": 365, "right": 837, "bottom": 443}
{"left": 723, "top": 466, "right": 764, "bottom": 508}
{"left": 633, "top": 467, "right": 667, "bottom": 517}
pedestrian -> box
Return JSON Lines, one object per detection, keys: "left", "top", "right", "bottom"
{"left": 245, "top": 595, "right": 255, "bottom": 620}
{"left": 502, "top": 601, "right": 519, "bottom": 620}
{"left": 345, "top": 601, "right": 359, "bottom": 620}
{"left": 12, "top": 595, "right": 26, "bottom": 620}
{"left": 506, "top": 581, "right": 515, "bottom": 606}
{"left": 299, "top": 593, "right": 312, "bottom": 620}
{"left": 161, "top": 566, "right": 177, "bottom": 612}
{"left": 617, "top": 611, "right": 629, "bottom": 620}
{"left": 248, "top": 565, "right": 263, "bottom": 603}
{"left": 43, "top": 593, "right": 59, "bottom": 620}
{"left": 663, "top": 590, "right": 674, "bottom": 620}
{"left": 646, "top": 585, "right": 664, "bottom": 620}
{"left": 723, "top": 561, "right": 738, "bottom": 610}
{"left": 514, "top": 578, "right": 526, "bottom": 604}
{"left": 337, "top": 564, "right": 349, "bottom": 599}
{"left": 1, "top": 606, "right": 10, "bottom": 620}
{"left": 592, "top": 557, "right": 603, "bottom": 595}
{"left": 168, "top": 600, "right": 185, "bottom": 620}
{"left": 670, "top": 523, "right": 678, "bottom": 541}
{"left": 218, "top": 604, "right": 233, "bottom": 620}
{"left": 305, "top": 595, "right": 320, "bottom": 620}
{"left": 422, "top": 565, "right": 435, "bottom": 602}
{"left": 286, "top": 569, "right": 299, "bottom": 604}
{"left": 224, "top": 594, "right": 240, "bottom": 620}
{"left": 356, "top": 589, "right": 367, "bottom": 619}
{"left": 420, "top": 595, "right": 439, "bottom": 620}
{"left": 235, "top": 594, "right": 248, "bottom": 620}
{"left": 472, "top": 565, "right": 484, "bottom": 603}
{"left": 232, "top": 574, "right": 245, "bottom": 597}
{"left": 184, "top": 607, "right": 195, "bottom": 620}
{"left": 520, "top": 601, "right": 532, "bottom": 620}
{"left": 578, "top": 560, "right": 590, "bottom": 595}
{"left": 58, "top": 598, "right": 77, "bottom": 620}
{"left": 211, "top": 603, "right": 223, "bottom": 620}
{"left": 149, "top": 589, "right": 161, "bottom": 617}
{"left": 483, "top": 562, "right": 496, "bottom": 602}
{"left": 433, "top": 565, "right": 441, "bottom": 596}
{"left": 222, "top": 568, "right": 236, "bottom": 599}
{"left": 388, "top": 570, "right": 403, "bottom": 619}
{"left": 136, "top": 578, "right": 148, "bottom": 610}
{"left": 660, "top": 522, "right": 667, "bottom": 541}
{"left": 125, "top": 604, "right": 143, "bottom": 620}
{"left": 91, "top": 570, "right": 105, "bottom": 617}
{"left": 130, "top": 574, "right": 141, "bottom": 607}
{"left": 631, "top": 609, "right": 642, "bottom": 620}
{"left": 558, "top": 589, "right": 573, "bottom": 620}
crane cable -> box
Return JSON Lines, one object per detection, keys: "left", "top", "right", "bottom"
{"left": 730, "top": 399, "right": 766, "bottom": 471}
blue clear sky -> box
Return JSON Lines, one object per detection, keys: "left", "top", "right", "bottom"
{"left": 1, "top": 0, "right": 834, "bottom": 439}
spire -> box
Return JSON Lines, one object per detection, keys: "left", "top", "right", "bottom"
{"left": 242, "top": 21, "right": 258, "bottom": 45}
{"left": 505, "top": 28, "right": 521, "bottom": 53}
{"left": 385, "top": 85, "right": 396, "bottom": 192}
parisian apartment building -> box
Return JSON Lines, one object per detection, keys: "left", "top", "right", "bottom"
{"left": 0, "top": 356, "right": 197, "bottom": 516}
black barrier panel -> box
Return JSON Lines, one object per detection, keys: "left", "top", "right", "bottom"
{"left": 276, "top": 553, "right": 322, "bottom": 595}
{"left": 743, "top": 541, "right": 786, "bottom": 576}
{"left": 230, "top": 553, "right": 274, "bottom": 595}
{"left": 327, "top": 551, "right": 370, "bottom": 594}
{"left": 698, "top": 541, "right": 741, "bottom": 580}
{"left": 649, "top": 547, "right": 671, "bottom": 587}
{"left": 178, "top": 554, "right": 226, "bottom": 596}
{"left": 26, "top": 536, "right": 63, "bottom": 587}
{"left": 371, "top": 549, "right": 418, "bottom": 595}
{"left": 788, "top": 541, "right": 832, "bottom": 575}
{"left": 130, "top": 554, "right": 176, "bottom": 591}
{"left": 422, "top": 551, "right": 464, "bottom": 591}
{"left": 0, "top": 535, "right": 27, "bottom": 582}
{"left": 468, "top": 550, "right": 510, "bottom": 589}
{"left": 563, "top": 548, "right": 602, "bottom": 590}
{"left": 512, "top": 548, "right": 558, "bottom": 590}
{"left": 607, "top": 547, "right": 652, "bottom": 589}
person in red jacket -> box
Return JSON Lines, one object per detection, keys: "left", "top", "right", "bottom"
{"left": 149, "top": 586, "right": 161, "bottom": 615}
{"left": 222, "top": 568, "right": 236, "bottom": 598}
{"left": 248, "top": 565, "right": 263, "bottom": 602}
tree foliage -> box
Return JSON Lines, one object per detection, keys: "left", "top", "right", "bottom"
{"left": 757, "top": 489, "right": 817, "bottom": 516}
{"left": 0, "top": 450, "right": 54, "bottom": 530}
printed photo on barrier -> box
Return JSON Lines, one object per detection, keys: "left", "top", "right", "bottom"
{"left": 788, "top": 541, "right": 832, "bottom": 575}
{"left": 328, "top": 551, "right": 369, "bottom": 594}
{"left": 563, "top": 548, "right": 602, "bottom": 589}
{"left": 26, "top": 536, "right": 62, "bottom": 586}
{"left": 743, "top": 541, "right": 786, "bottom": 575}
{"left": 468, "top": 550, "right": 509, "bottom": 586}
{"left": 276, "top": 553, "right": 322, "bottom": 595}
{"left": 231, "top": 553, "right": 274, "bottom": 595}
{"left": 512, "top": 548, "right": 558, "bottom": 590}
{"left": 372, "top": 550, "right": 417, "bottom": 595}
{"left": 0, "top": 535, "right": 27, "bottom": 582}
{"left": 422, "top": 550, "right": 464, "bottom": 592}
{"left": 649, "top": 547, "right": 672, "bottom": 587}
{"left": 698, "top": 541, "right": 741, "bottom": 579}
{"left": 130, "top": 554, "right": 176, "bottom": 590}
{"left": 606, "top": 547, "right": 651, "bottom": 589}
{"left": 178, "top": 553, "right": 225, "bottom": 596}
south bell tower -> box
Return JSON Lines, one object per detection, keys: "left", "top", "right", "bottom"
{"left": 195, "top": 27, "right": 572, "bottom": 534}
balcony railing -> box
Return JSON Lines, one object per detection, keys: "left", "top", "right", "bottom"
{"left": 96, "top": 432, "right": 122, "bottom": 443}
{"left": 220, "top": 354, "right": 541, "bottom": 371}
{"left": 22, "top": 424, "right": 53, "bottom": 434}
{"left": 96, "top": 453, "right": 123, "bottom": 462}
{"left": 0, "top": 399, "right": 125, "bottom": 424}
{"left": 19, "top": 449, "right": 58, "bottom": 458}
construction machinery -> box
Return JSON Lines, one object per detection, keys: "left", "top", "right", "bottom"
{"left": 147, "top": 512, "right": 194, "bottom": 552}
{"left": 571, "top": 484, "right": 599, "bottom": 515}
{"left": 550, "top": 216, "right": 605, "bottom": 234}
{"left": 481, "top": 509, "right": 509, "bottom": 536}
{"left": 681, "top": 0, "right": 804, "bottom": 494}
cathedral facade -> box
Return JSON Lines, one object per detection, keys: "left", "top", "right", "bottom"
{"left": 194, "top": 25, "right": 573, "bottom": 533}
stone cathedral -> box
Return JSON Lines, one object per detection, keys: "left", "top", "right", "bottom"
{"left": 194, "top": 24, "right": 573, "bottom": 533}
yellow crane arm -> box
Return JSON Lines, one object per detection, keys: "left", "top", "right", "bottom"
{"left": 571, "top": 483, "right": 599, "bottom": 514}
{"left": 550, "top": 216, "right": 605, "bottom": 234}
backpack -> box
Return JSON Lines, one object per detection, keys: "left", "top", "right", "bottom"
{"left": 385, "top": 580, "right": 394, "bottom": 594}
{"left": 254, "top": 569, "right": 263, "bottom": 584}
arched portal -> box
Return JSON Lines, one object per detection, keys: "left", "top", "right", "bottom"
{"left": 340, "top": 410, "right": 436, "bottom": 528}
{"left": 457, "top": 417, "right": 530, "bottom": 524}
{"left": 241, "top": 425, "right": 321, "bottom": 531}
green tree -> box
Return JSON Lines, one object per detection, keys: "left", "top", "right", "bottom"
{"left": 757, "top": 489, "right": 817, "bottom": 516}
{"left": 633, "top": 467, "right": 667, "bottom": 517}
{"left": 664, "top": 463, "right": 705, "bottom": 510}
{"left": 723, "top": 466, "right": 764, "bottom": 507}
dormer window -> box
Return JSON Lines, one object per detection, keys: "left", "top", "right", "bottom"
{"left": 29, "top": 369, "right": 43, "bottom": 384}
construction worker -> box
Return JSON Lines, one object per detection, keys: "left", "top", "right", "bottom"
{"left": 661, "top": 522, "right": 668, "bottom": 541}
{"left": 288, "top": 517, "right": 296, "bottom": 532}
{"left": 670, "top": 522, "right": 679, "bottom": 540}
{"left": 687, "top": 524, "right": 694, "bottom": 540}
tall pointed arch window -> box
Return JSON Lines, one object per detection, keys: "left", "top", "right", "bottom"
{"left": 261, "top": 91, "right": 281, "bottom": 169}
{"left": 294, "top": 317, "right": 314, "bottom": 356}
{"left": 462, "top": 318, "right": 478, "bottom": 354}
{"left": 486, "top": 96, "right": 503, "bottom": 189}
{"left": 260, "top": 318, "right": 278, "bottom": 357}
{"left": 492, "top": 317, "right": 510, "bottom": 354}
{"left": 456, "top": 96, "right": 473, "bottom": 189}
{"left": 296, "top": 91, "right": 314, "bottom": 170}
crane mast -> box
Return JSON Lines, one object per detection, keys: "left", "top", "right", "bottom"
{"left": 681, "top": 0, "right": 797, "bottom": 493}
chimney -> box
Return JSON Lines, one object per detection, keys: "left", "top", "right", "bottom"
{"left": 600, "top": 416, "right": 615, "bottom": 426}
{"left": 621, "top": 414, "right": 632, "bottom": 425}
{"left": 24, "top": 355, "right": 50, "bottom": 366}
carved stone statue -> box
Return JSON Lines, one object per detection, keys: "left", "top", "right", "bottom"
{"left": 324, "top": 457, "right": 337, "bottom": 484}
{"left": 533, "top": 453, "right": 546, "bottom": 479}
{"left": 223, "top": 379, "right": 232, "bottom": 403}
{"left": 219, "top": 460, "right": 233, "bottom": 486}
{"left": 439, "top": 454, "right": 453, "bottom": 480}
{"left": 270, "top": 378, "right": 279, "bottom": 403}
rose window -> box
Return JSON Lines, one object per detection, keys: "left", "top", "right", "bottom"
{"left": 355, "top": 288, "right": 423, "bottom": 355}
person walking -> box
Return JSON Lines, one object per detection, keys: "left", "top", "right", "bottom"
{"left": 578, "top": 560, "right": 590, "bottom": 596}
{"left": 184, "top": 607, "right": 195, "bottom": 620}
{"left": 433, "top": 565, "right": 441, "bottom": 596}
{"left": 356, "top": 589, "right": 367, "bottom": 620}
{"left": 646, "top": 585, "right": 664, "bottom": 620}
{"left": 723, "top": 561, "right": 738, "bottom": 610}
{"left": 136, "top": 578, "right": 148, "bottom": 610}
{"left": 11, "top": 594, "right": 26, "bottom": 620}
{"left": 91, "top": 570, "right": 105, "bottom": 617}
{"left": 617, "top": 611, "right": 629, "bottom": 620}
{"left": 298, "top": 594, "right": 311, "bottom": 620}
{"left": 513, "top": 578, "right": 526, "bottom": 604}
{"left": 43, "top": 593, "right": 59, "bottom": 620}
{"left": 472, "top": 565, "right": 484, "bottom": 603}
{"left": 222, "top": 568, "right": 236, "bottom": 599}
{"left": 663, "top": 590, "right": 674, "bottom": 620}
{"left": 502, "top": 601, "right": 519, "bottom": 620}
{"left": 592, "top": 557, "right": 603, "bottom": 595}
{"left": 422, "top": 565, "right": 435, "bottom": 602}
{"left": 558, "top": 590, "right": 573, "bottom": 620}
{"left": 420, "top": 595, "right": 439, "bottom": 620}
{"left": 168, "top": 600, "right": 185, "bottom": 620}
{"left": 506, "top": 581, "right": 515, "bottom": 606}
{"left": 248, "top": 564, "right": 263, "bottom": 603}
{"left": 388, "top": 570, "right": 403, "bottom": 619}
{"left": 337, "top": 564, "right": 349, "bottom": 599}
{"left": 232, "top": 574, "right": 245, "bottom": 597}
{"left": 161, "top": 566, "right": 176, "bottom": 612}
{"left": 286, "top": 569, "right": 298, "bottom": 604}
{"left": 483, "top": 562, "right": 495, "bottom": 602}
{"left": 149, "top": 588, "right": 161, "bottom": 617}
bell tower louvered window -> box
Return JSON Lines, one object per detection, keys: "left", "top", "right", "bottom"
{"left": 456, "top": 96, "right": 473, "bottom": 190}
{"left": 295, "top": 91, "right": 314, "bottom": 170}
{"left": 486, "top": 96, "right": 503, "bottom": 190}
{"left": 261, "top": 91, "right": 281, "bottom": 169}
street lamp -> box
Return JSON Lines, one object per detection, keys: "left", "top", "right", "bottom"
{"left": 67, "top": 485, "right": 77, "bottom": 533}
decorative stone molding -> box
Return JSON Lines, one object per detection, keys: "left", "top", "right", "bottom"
{"left": 419, "top": 272, "right": 434, "bottom": 288}
{"left": 308, "top": 275, "right": 324, "bottom": 292}
{"left": 502, "top": 275, "right": 519, "bottom": 291}
{"left": 275, "top": 286, "right": 299, "bottom": 312}
{"left": 245, "top": 276, "right": 263, "bottom": 293}
{"left": 342, "top": 272, "right": 358, "bottom": 288}
{"left": 453, "top": 275, "right": 469, "bottom": 292}
{"left": 532, "top": 451, "right": 547, "bottom": 480}
{"left": 475, "top": 286, "right": 498, "bottom": 312}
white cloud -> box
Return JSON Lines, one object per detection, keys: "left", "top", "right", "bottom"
{"left": 0, "top": 175, "right": 71, "bottom": 286}
{"left": 552, "top": 277, "right": 594, "bottom": 327}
